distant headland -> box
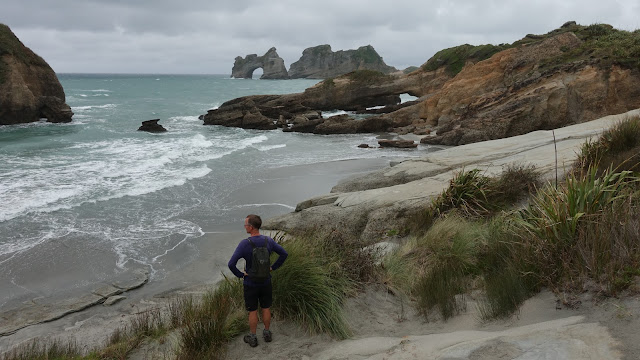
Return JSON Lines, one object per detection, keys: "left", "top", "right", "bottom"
{"left": 231, "top": 44, "right": 398, "bottom": 80}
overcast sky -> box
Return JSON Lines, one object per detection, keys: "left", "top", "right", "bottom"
{"left": 2, "top": 0, "right": 638, "bottom": 75}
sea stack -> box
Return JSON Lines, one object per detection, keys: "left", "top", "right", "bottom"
{"left": 231, "top": 47, "right": 289, "bottom": 79}
{"left": 288, "top": 45, "right": 397, "bottom": 79}
{"left": 0, "top": 23, "right": 73, "bottom": 125}
{"left": 138, "top": 119, "right": 167, "bottom": 132}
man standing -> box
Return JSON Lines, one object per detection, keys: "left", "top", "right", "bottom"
{"left": 228, "top": 214, "right": 288, "bottom": 347}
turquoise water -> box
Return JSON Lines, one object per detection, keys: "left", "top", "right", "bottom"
{"left": 0, "top": 74, "right": 421, "bottom": 308}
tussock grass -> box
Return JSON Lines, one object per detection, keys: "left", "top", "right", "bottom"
{"left": 384, "top": 215, "right": 485, "bottom": 320}
{"left": 98, "top": 307, "right": 169, "bottom": 359}
{"left": 176, "top": 277, "right": 246, "bottom": 360}
{"left": 427, "top": 164, "right": 541, "bottom": 222}
{"left": 576, "top": 115, "right": 640, "bottom": 174}
{"left": 271, "top": 233, "right": 354, "bottom": 339}
{"left": 413, "top": 215, "right": 483, "bottom": 319}
{"left": 475, "top": 217, "right": 538, "bottom": 320}
{"left": 430, "top": 169, "right": 493, "bottom": 218}
{"left": 0, "top": 339, "right": 83, "bottom": 360}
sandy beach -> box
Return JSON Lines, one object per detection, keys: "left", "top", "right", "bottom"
{"left": 0, "top": 156, "right": 395, "bottom": 352}
{"left": 4, "top": 111, "right": 640, "bottom": 359}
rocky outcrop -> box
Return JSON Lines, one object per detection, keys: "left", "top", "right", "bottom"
{"left": 288, "top": 45, "right": 397, "bottom": 79}
{"left": 377, "top": 139, "right": 417, "bottom": 148}
{"left": 0, "top": 268, "right": 148, "bottom": 336}
{"left": 0, "top": 24, "right": 73, "bottom": 125}
{"left": 217, "top": 23, "right": 640, "bottom": 143}
{"left": 231, "top": 47, "right": 289, "bottom": 79}
{"left": 264, "top": 109, "right": 640, "bottom": 240}
{"left": 312, "top": 316, "right": 620, "bottom": 360}
{"left": 201, "top": 68, "right": 448, "bottom": 134}
{"left": 138, "top": 119, "right": 167, "bottom": 132}
{"left": 420, "top": 31, "right": 640, "bottom": 146}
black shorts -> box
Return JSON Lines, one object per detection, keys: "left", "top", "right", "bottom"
{"left": 243, "top": 282, "right": 272, "bottom": 312}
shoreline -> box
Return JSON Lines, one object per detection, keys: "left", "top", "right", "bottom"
{"left": 0, "top": 155, "right": 397, "bottom": 352}
{"left": 3, "top": 110, "right": 640, "bottom": 358}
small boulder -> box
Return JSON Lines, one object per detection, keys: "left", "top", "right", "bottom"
{"left": 138, "top": 119, "right": 167, "bottom": 132}
{"left": 378, "top": 139, "right": 418, "bottom": 148}
{"left": 358, "top": 144, "right": 372, "bottom": 148}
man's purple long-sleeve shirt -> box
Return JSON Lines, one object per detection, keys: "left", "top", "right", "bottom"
{"left": 228, "top": 234, "right": 288, "bottom": 286}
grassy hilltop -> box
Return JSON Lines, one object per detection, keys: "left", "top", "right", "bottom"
{"left": 0, "top": 23, "right": 50, "bottom": 85}
{"left": 422, "top": 22, "right": 640, "bottom": 76}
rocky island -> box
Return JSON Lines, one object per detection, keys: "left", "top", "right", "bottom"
{"left": 0, "top": 24, "right": 73, "bottom": 125}
{"left": 288, "top": 44, "right": 397, "bottom": 79}
{"left": 231, "top": 44, "right": 397, "bottom": 80}
{"left": 231, "top": 47, "right": 290, "bottom": 79}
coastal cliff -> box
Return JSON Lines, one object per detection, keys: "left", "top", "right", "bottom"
{"left": 209, "top": 22, "right": 640, "bottom": 144}
{"left": 0, "top": 23, "right": 73, "bottom": 125}
{"left": 420, "top": 24, "right": 640, "bottom": 145}
{"left": 288, "top": 44, "right": 397, "bottom": 79}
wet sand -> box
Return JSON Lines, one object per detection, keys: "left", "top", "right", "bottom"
{"left": 0, "top": 156, "right": 395, "bottom": 351}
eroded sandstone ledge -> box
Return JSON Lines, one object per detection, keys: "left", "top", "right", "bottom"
{"left": 263, "top": 109, "right": 640, "bottom": 240}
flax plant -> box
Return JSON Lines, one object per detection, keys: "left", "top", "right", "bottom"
{"left": 513, "top": 166, "right": 639, "bottom": 287}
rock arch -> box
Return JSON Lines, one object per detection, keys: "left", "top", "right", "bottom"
{"left": 231, "top": 47, "right": 289, "bottom": 79}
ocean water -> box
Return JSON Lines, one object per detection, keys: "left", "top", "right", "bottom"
{"left": 0, "top": 74, "right": 422, "bottom": 309}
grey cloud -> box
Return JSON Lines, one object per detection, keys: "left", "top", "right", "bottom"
{"left": 2, "top": 0, "right": 638, "bottom": 74}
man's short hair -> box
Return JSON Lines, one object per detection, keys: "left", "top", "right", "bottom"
{"left": 246, "top": 214, "right": 262, "bottom": 229}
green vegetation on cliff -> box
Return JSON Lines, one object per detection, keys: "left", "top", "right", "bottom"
{"left": 0, "top": 23, "right": 49, "bottom": 85}
{"left": 541, "top": 23, "right": 640, "bottom": 71}
{"left": 422, "top": 22, "right": 640, "bottom": 77}
{"left": 421, "top": 43, "right": 511, "bottom": 76}
{"left": 353, "top": 45, "right": 384, "bottom": 64}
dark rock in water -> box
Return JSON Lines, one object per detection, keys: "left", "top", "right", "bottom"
{"left": 0, "top": 24, "right": 73, "bottom": 125}
{"left": 138, "top": 119, "right": 167, "bottom": 132}
{"left": 378, "top": 139, "right": 417, "bottom": 148}
{"left": 358, "top": 144, "right": 372, "bottom": 148}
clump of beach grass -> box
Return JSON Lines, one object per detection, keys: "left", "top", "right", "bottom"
{"left": 475, "top": 216, "right": 538, "bottom": 320}
{"left": 422, "top": 163, "right": 541, "bottom": 226}
{"left": 271, "top": 233, "right": 356, "bottom": 339}
{"left": 175, "top": 277, "right": 246, "bottom": 360}
{"left": 384, "top": 214, "right": 485, "bottom": 320}
{"left": 97, "top": 307, "right": 170, "bottom": 359}
{"left": 576, "top": 115, "right": 640, "bottom": 174}
{"left": 0, "top": 339, "right": 83, "bottom": 360}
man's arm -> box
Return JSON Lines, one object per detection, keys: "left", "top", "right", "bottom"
{"left": 227, "top": 241, "right": 247, "bottom": 278}
{"left": 269, "top": 239, "right": 288, "bottom": 271}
